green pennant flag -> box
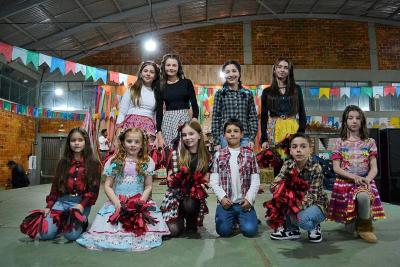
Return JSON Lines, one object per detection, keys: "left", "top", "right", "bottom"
{"left": 3, "top": 101, "right": 11, "bottom": 111}
{"left": 361, "top": 87, "right": 373, "bottom": 98}
{"left": 21, "top": 105, "right": 27, "bottom": 114}
{"left": 39, "top": 108, "right": 43, "bottom": 116}
{"left": 26, "top": 51, "right": 39, "bottom": 69}
{"left": 85, "top": 66, "right": 96, "bottom": 80}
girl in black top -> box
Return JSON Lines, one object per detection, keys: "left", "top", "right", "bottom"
{"left": 156, "top": 54, "right": 199, "bottom": 147}
{"left": 260, "top": 58, "right": 306, "bottom": 158}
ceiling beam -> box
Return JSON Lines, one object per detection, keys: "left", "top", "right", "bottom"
{"left": 388, "top": 6, "right": 400, "bottom": 19}
{"left": 4, "top": 17, "right": 60, "bottom": 57}
{"left": 229, "top": 0, "right": 235, "bottom": 18}
{"left": 111, "top": 0, "right": 136, "bottom": 38}
{"left": 0, "top": 0, "right": 49, "bottom": 20}
{"left": 68, "top": 12, "right": 400, "bottom": 61}
{"left": 309, "top": 0, "right": 320, "bottom": 13}
{"left": 336, "top": 0, "right": 351, "bottom": 15}
{"left": 37, "top": 5, "right": 88, "bottom": 55}
{"left": 74, "top": 0, "right": 111, "bottom": 44}
{"left": 24, "top": 0, "right": 194, "bottom": 50}
{"left": 255, "top": 0, "right": 277, "bottom": 16}
{"left": 360, "top": 0, "right": 382, "bottom": 16}
{"left": 283, "top": 0, "right": 294, "bottom": 14}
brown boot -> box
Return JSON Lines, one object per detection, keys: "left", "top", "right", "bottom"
{"left": 356, "top": 218, "right": 377, "bottom": 243}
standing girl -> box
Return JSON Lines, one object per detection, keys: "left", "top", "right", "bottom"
{"left": 328, "top": 105, "right": 385, "bottom": 243}
{"left": 160, "top": 121, "right": 210, "bottom": 236}
{"left": 76, "top": 128, "right": 170, "bottom": 251}
{"left": 157, "top": 54, "right": 199, "bottom": 147}
{"left": 116, "top": 61, "right": 161, "bottom": 146}
{"left": 40, "top": 128, "right": 101, "bottom": 241}
{"left": 211, "top": 60, "right": 258, "bottom": 150}
{"left": 260, "top": 58, "right": 306, "bottom": 158}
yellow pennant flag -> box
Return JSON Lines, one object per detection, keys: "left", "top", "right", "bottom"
{"left": 319, "top": 88, "right": 330, "bottom": 99}
{"left": 390, "top": 117, "right": 400, "bottom": 128}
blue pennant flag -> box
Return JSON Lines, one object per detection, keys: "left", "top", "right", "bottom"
{"left": 309, "top": 87, "right": 319, "bottom": 97}
{"left": 50, "top": 57, "right": 65, "bottom": 75}
{"left": 350, "top": 87, "right": 361, "bottom": 97}
{"left": 94, "top": 68, "right": 107, "bottom": 83}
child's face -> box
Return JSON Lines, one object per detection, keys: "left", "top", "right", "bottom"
{"left": 289, "top": 137, "right": 311, "bottom": 164}
{"left": 224, "top": 124, "right": 243, "bottom": 148}
{"left": 123, "top": 132, "right": 142, "bottom": 157}
{"left": 274, "top": 60, "right": 289, "bottom": 81}
{"left": 164, "top": 58, "right": 179, "bottom": 77}
{"left": 346, "top": 110, "right": 362, "bottom": 133}
{"left": 141, "top": 64, "right": 156, "bottom": 86}
{"left": 181, "top": 125, "right": 201, "bottom": 150}
{"left": 70, "top": 132, "right": 85, "bottom": 154}
{"left": 223, "top": 64, "right": 240, "bottom": 86}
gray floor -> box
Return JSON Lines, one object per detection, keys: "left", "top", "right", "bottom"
{"left": 0, "top": 183, "right": 398, "bottom": 267}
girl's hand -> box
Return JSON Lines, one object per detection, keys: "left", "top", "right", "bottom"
{"left": 44, "top": 208, "right": 51, "bottom": 216}
{"left": 220, "top": 197, "right": 233, "bottom": 210}
{"left": 261, "top": 142, "right": 270, "bottom": 149}
{"left": 114, "top": 201, "right": 121, "bottom": 211}
{"left": 362, "top": 177, "right": 372, "bottom": 190}
{"left": 214, "top": 145, "right": 221, "bottom": 151}
{"left": 73, "top": 204, "right": 84, "bottom": 213}
{"left": 248, "top": 141, "right": 255, "bottom": 149}
{"left": 156, "top": 133, "right": 165, "bottom": 148}
{"left": 191, "top": 118, "right": 198, "bottom": 122}
{"left": 241, "top": 199, "right": 252, "bottom": 211}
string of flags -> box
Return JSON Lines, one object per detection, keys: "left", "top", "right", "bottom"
{"left": 0, "top": 98, "right": 85, "bottom": 120}
{"left": 194, "top": 85, "right": 400, "bottom": 129}
{"left": 0, "top": 41, "right": 137, "bottom": 86}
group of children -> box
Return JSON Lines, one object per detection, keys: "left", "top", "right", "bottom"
{"left": 20, "top": 103, "right": 385, "bottom": 251}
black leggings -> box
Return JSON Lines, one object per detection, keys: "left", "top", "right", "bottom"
{"left": 167, "top": 197, "right": 200, "bottom": 237}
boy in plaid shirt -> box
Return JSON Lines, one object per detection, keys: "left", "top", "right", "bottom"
{"left": 210, "top": 118, "right": 260, "bottom": 237}
{"left": 268, "top": 133, "right": 328, "bottom": 243}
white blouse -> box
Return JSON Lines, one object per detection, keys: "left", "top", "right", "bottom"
{"left": 116, "top": 85, "right": 156, "bottom": 124}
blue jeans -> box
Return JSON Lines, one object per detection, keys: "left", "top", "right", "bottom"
{"left": 220, "top": 135, "right": 250, "bottom": 149}
{"left": 286, "top": 205, "right": 325, "bottom": 231}
{"left": 40, "top": 195, "right": 91, "bottom": 241}
{"left": 215, "top": 204, "right": 258, "bottom": 237}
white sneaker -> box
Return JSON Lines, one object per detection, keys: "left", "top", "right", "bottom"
{"left": 308, "top": 224, "right": 322, "bottom": 243}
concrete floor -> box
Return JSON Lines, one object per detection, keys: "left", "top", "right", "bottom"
{"left": 0, "top": 183, "right": 398, "bottom": 267}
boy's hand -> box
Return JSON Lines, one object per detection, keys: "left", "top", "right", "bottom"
{"left": 220, "top": 197, "right": 232, "bottom": 210}
{"left": 248, "top": 141, "right": 254, "bottom": 149}
{"left": 73, "top": 204, "right": 84, "bottom": 213}
{"left": 241, "top": 199, "right": 252, "bottom": 211}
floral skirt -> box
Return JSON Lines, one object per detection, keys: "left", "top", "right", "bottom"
{"left": 327, "top": 178, "right": 386, "bottom": 223}
{"left": 76, "top": 200, "right": 170, "bottom": 252}
{"left": 119, "top": 114, "right": 156, "bottom": 137}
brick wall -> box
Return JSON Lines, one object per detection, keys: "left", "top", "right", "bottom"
{"left": 0, "top": 111, "right": 83, "bottom": 187}
{"left": 79, "top": 23, "right": 244, "bottom": 66}
{"left": 0, "top": 110, "right": 35, "bottom": 187}
{"left": 376, "top": 24, "right": 400, "bottom": 70}
{"left": 79, "top": 19, "right": 400, "bottom": 70}
{"left": 252, "top": 19, "right": 370, "bottom": 69}
{"left": 39, "top": 118, "right": 83, "bottom": 134}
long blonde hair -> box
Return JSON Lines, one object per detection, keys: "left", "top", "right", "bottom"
{"left": 178, "top": 121, "right": 210, "bottom": 174}
{"left": 112, "top": 127, "right": 149, "bottom": 176}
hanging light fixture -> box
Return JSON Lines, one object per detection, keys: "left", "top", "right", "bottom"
{"left": 143, "top": 0, "right": 157, "bottom": 52}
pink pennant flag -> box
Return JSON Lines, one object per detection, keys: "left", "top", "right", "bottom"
{"left": 322, "top": 116, "right": 328, "bottom": 124}
{"left": 109, "top": 71, "right": 119, "bottom": 83}
{"left": 65, "top": 61, "right": 76, "bottom": 75}
{"left": 384, "top": 86, "right": 395, "bottom": 96}
{"left": 330, "top": 87, "right": 340, "bottom": 97}
{"left": 0, "top": 42, "right": 13, "bottom": 62}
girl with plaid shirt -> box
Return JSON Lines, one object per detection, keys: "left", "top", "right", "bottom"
{"left": 40, "top": 128, "right": 101, "bottom": 241}
{"left": 210, "top": 118, "right": 260, "bottom": 237}
{"left": 211, "top": 60, "right": 258, "bottom": 150}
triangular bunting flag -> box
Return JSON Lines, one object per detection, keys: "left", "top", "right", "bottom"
{"left": 0, "top": 42, "right": 13, "bottom": 62}
{"left": 65, "top": 61, "right": 76, "bottom": 75}
{"left": 361, "top": 87, "right": 373, "bottom": 98}
{"left": 50, "top": 57, "right": 65, "bottom": 75}
{"left": 340, "top": 87, "right": 350, "bottom": 98}
{"left": 12, "top": 47, "right": 28, "bottom": 65}
{"left": 39, "top": 53, "right": 52, "bottom": 67}
{"left": 319, "top": 88, "right": 330, "bottom": 99}
{"left": 26, "top": 51, "right": 39, "bottom": 69}
{"left": 372, "top": 86, "right": 383, "bottom": 98}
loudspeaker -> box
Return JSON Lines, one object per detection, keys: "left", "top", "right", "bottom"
{"left": 379, "top": 129, "right": 400, "bottom": 203}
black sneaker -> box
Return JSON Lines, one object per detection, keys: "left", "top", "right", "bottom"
{"left": 308, "top": 224, "right": 322, "bottom": 243}
{"left": 270, "top": 227, "right": 301, "bottom": 240}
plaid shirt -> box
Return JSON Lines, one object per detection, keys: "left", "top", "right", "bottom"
{"left": 270, "top": 159, "right": 329, "bottom": 214}
{"left": 211, "top": 87, "right": 258, "bottom": 145}
{"left": 46, "top": 159, "right": 101, "bottom": 209}
{"left": 211, "top": 146, "right": 259, "bottom": 200}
